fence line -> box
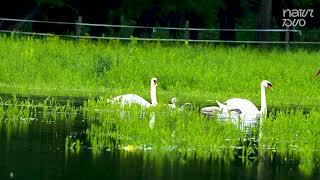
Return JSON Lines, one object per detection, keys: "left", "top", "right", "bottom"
{"left": 2, "top": 29, "right": 320, "bottom": 44}
{"left": 0, "top": 17, "right": 302, "bottom": 32}
{"left": 1, "top": 17, "right": 320, "bottom": 45}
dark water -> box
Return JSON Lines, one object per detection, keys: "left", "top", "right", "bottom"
{"left": 0, "top": 95, "right": 319, "bottom": 179}
{"left": 0, "top": 116, "right": 319, "bottom": 180}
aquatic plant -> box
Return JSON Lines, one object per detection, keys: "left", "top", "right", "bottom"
{"left": 83, "top": 98, "right": 247, "bottom": 160}
{"left": 1, "top": 34, "right": 320, "bottom": 175}
{"left": 260, "top": 110, "right": 320, "bottom": 175}
{"left": 1, "top": 96, "right": 320, "bottom": 175}
{"left": 0, "top": 97, "right": 79, "bottom": 124}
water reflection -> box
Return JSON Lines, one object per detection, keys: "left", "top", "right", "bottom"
{"left": 0, "top": 97, "right": 320, "bottom": 179}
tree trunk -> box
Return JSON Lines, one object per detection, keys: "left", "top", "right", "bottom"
{"left": 273, "top": 1, "right": 294, "bottom": 42}
{"left": 219, "top": 11, "right": 236, "bottom": 41}
{"left": 167, "top": 11, "right": 181, "bottom": 39}
{"left": 219, "top": 0, "right": 237, "bottom": 41}
{"left": 257, "top": 0, "right": 272, "bottom": 41}
{"left": 132, "top": 4, "right": 159, "bottom": 38}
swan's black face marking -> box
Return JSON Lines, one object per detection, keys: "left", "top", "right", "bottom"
{"left": 267, "top": 83, "right": 273, "bottom": 91}
{"left": 152, "top": 79, "right": 158, "bottom": 86}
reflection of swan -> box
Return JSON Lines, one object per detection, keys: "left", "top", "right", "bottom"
{"left": 149, "top": 112, "right": 156, "bottom": 130}
{"left": 112, "top": 78, "right": 158, "bottom": 108}
{"left": 201, "top": 80, "right": 273, "bottom": 127}
{"left": 149, "top": 97, "right": 192, "bottom": 130}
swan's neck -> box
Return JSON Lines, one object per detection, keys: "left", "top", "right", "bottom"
{"left": 150, "top": 86, "right": 157, "bottom": 106}
{"left": 260, "top": 85, "right": 267, "bottom": 119}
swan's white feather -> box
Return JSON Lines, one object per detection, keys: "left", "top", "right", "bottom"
{"left": 113, "top": 94, "right": 151, "bottom": 107}
{"left": 201, "top": 80, "right": 272, "bottom": 129}
{"left": 224, "top": 98, "right": 259, "bottom": 119}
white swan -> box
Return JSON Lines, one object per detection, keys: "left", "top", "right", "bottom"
{"left": 201, "top": 101, "right": 241, "bottom": 121}
{"left": 112, "top": 77, "right": 158, "bottom": 108}
{"left": 219, "top": 80, "right": 272, "bottom": 120}
{"left": 168, "top": 97, "right": 177, "bottom": 108}
{"left": 201, "top": 80, "right": 272, "bottom": 126}
{"left": 168, "top": 97, "right": 193, "bottom": 111}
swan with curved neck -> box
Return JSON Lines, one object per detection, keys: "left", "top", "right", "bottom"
{"left": 201, "top": 80, "right": 272, "bottom": 124}
{"left": 219, "top": 80, "right": 272, "bottom": 120}
{"left": 112, "top": 78, "right": 158, "bottom": 108}
{"left": 259, "top": 80, "right": 272, "bottom": 119}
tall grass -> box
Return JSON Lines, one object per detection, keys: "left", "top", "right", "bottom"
{"left": 260, "top": 110, "right": 320, "bottom": 175}
{"left": 83, "top": 98, "right": 246, "bottom": 161}
{"left": 0, "top": 95, "right": 320, "bottom": 175}
{"left": 0, "top": 35, "right": 320, "bottom": 108}
{"left": 80, "top": 98, "right": 320, "bottom": 175}
{"left": 1, "top": 34, "right": 320, "bottom": 174}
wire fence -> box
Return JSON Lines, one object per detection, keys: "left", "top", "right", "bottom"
{"left": 0, "top": 17, "right": 320, "bottom": 47}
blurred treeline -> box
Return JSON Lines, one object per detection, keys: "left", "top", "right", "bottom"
{"left": 0, "top": 0, "right": 319, "bottom": 41}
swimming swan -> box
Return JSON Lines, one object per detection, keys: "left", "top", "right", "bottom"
{"left": 112, "top": 77, "right": 158, "bottom": 108}
{"left": 201, "top": 80, "right": 272, "bottom": 126}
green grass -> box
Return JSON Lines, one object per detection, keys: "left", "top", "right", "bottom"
{"left": 260, "top": 110, "right": 320, "bottom": 175}
{"left": 1, "top": 96, "right": 320, "bottom": 175}
{"left": 83, "top": 98, "right": 245, "bottom": 159}
{"left": 1, "top": 34, "right": 320, "bottom": 174}
{"left": 81, "top": 98, "right": 320, "bottom": 175}
{"left": 0, "top": 35, "right": 320, "bottom": 109}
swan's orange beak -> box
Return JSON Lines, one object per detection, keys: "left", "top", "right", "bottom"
{"left": 267, "top": 84, "right": 273, "bottom": 91}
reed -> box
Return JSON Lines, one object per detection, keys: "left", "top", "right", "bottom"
{"left": 260, "top": 110, "right": 320, "bottom": 175}
{"left": 83, "top": 98, "right": 252, "bottom": 160}
{"left": 0, "top": 96, "right": 319, "bottom": 174}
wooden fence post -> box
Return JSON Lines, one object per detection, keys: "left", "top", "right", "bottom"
{"left": 184, "top": 20, "right": 189, "bottom": 40}
{"left": 285, "top": 27, "right": 290, "bottom": 51}
{"left": 76, "top": 16, "right": 82, "bottom": 41}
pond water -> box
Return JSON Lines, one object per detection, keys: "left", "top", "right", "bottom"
{"left": 0, "top": 96, "right": 319, "bottom": 179}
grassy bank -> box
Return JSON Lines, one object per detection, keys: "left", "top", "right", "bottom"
{"left": 0, "top": 35, "right": 320, "bottom": 108}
